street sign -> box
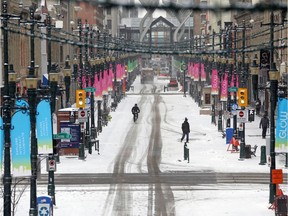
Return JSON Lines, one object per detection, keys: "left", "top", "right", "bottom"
{"left": 78, "top": 109, "right": 88, "bottom": 123}
{"left": 231, "top": 103, "right": 238, "bottom": 111}
{"left": 53, "top": 132, "right": 72, "bottom": 139}
{"left": 46, "top": 158, "right": 56, "bottom": 171}
{"left": 84, "top": 87, "right": 96, "bottom": 92}
{"left": 237, "top": 109, "right": 248, "bottom": 123}
{"left": 228, "top": 87, "right": 238, "bottom": 92}
{"left": 272, "top": 169, "right": 283, "bottom": 184}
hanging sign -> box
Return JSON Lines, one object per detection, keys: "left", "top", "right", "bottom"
{"left": 275, "top": 98, "right": 288, "bottom": 153}
{"left": 36, "top": 99, "right": 53, "bottom": 154}
{"left": 11, "top": 110, "right": 31, "bottom": 177}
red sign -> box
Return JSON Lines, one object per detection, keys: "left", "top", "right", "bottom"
{"left": 239, "top": 111, "right": 244, "bottom": 117}
{"left": 80, "top": 110, "right": 86, "bottom": 117}
{"left": 272, "top": 169, "right": 283, "bottom": 184}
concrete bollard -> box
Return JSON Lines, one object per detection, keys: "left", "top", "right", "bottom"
{"left": 259, "top": 145, "right": 267, "bottom": 165}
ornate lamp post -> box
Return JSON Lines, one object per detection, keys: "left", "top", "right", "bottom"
{"left": 48, "top": 69, "right": 59, "bottom": 204}
{"left": 90, "top": 58, "right": 97, "bottom": 141}
{"left": 26, "top": 71, "right": 38, "bottom": 216}
{"left": 63, "top": 58, "right": 71, "bottom": 107}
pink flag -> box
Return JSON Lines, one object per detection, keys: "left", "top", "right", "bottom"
{"left": 95, "top": 75, "right": 102, "bottom": 99}
{"left": 211, "top": 69, "right": 219, "bottom": 95}
{"left": 220, "top": 72, "right": 228, "bottom": 101}
{"left": 82, "top": 76, "right": 86, "bottom": 89}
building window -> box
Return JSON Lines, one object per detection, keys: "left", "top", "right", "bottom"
{"left": 107, "top": 20, "right": 112, "bottom": 29}
{"left": 201, "top": 14, "right": 206, "bottom": 24}
{"left": 106, "top": 8, "right": 111, "bottom": 15}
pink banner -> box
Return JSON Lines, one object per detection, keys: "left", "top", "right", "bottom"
{"left": 95, "top": 75, "right": 102, "bottom": 99}
{"left": 230, "top": 73, "right": 239, "bottom": 87}
{"left": 220, "top": 73, "right": 228, "bottom": 101}
{"left": 200, "top": 63, "right": 206, "bottom": 82}
{"left": 211, "top": 69, "right": 219, "bottom": 95}
{"left": 194, "top": 63, "right": 199, "bottom": 81}
{"left": 82, "top": 76, "right": 86, "bottom": 89}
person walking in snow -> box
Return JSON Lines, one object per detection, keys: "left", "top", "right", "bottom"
{"left": 259, "top": 111, "right": 269, "bottom": 139}
{"left": 181, "top": 117, "right": 190, "bottom": 143}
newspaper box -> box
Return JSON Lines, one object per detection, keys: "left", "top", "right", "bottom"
{"left": 37, "top": 196, "right": 53, "bottom": 216}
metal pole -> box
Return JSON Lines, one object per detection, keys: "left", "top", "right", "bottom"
{"left": 233, "top": 27, "right": 238, "bottom": 137}
{"left": 28, "top": 6, "right": 38, "bottom": 216}
{"left": 84, "top": 21, "right": 90, "bottom": 149}
{"left": 239, "top": 21, "right": 246, "bottom": 160}
{"left": 47, "top": 14, "right": 57, "bottom": 205}
{"left": 211, "top": 31, "right": 216, "bottom": 125}
{"left": 2, "top": 1, "right": 12, "bottom": 215}
{"left": 218, "top": 28, "right": 223, "bottom": 131}
{"left": 78, "top": 18, "right": 85, "bottom": 160}
{"left": 269, "top": 12, "right": 277, "bottom": 204}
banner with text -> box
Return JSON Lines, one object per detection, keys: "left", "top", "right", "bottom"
{"left": 275, "top": 98, "right": 288, "bottom": 152}
{"left": 36, "top": 99, "right": 53, "bottom": 154}
{"left": 11, "top": 110, "right": 31, "bottom": 177}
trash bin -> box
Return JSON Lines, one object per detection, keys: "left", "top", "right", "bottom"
{"left": 226, "top": 128, "right": 234, "bottom": 144}
{"left": 37, "top": 196, "right": 53, "bottom": 216}
{"left": 245, "top": 145, "right": 251, "bottom": 159}
{"left": 275, "top": 195, "right": 288, "bottom": 216}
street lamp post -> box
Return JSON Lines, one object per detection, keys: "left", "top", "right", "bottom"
{"left": 260, "top": 11, "right": 281, "bottom": 204}
{"left": 90, "top": 59, "right": 97, "bottom": 141}
{"left": 1, "top": 1, "right": 12, "bottom": 215}
{"left": 64, "top": 58, "right": 71, "bottom": 107}
{"left": 48, "top": 66, "right": 58, "bottom": 205}
{"left": 84, "top": 20, "right": 91, "bottom": 149}
{"left": 27, "top": 6, "right": 42, "bottom": 215}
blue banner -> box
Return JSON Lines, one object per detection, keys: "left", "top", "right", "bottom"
{"left": 0, "top": 117, "right": 4, "bottom": 173}
{"left": 275, "top": 98, "right": 288, "bottom": 153}
{"left": 11, "top": 110, "right": 31, "bottom": 177}
{"left": 36, "top": 99, "right": 53, "bottom": 154}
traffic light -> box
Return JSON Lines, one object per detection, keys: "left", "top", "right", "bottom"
{"left": 237, "top": 88, "right": 248, "bottom": 107}
{"left": 76, "top": 90, "right": 86, "bottom": 108}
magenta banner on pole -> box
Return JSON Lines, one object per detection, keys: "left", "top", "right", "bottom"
{"left": 95, "top": 75, "right": 102, "bottom": 100}
{"left": 82, "top": 76, "right": 86, "bottom": 89}
{"left": 220, "top": 73, "right": 228, "bottom": 101}
{"left": 211, "top": 69, "right": 219, "bottom": 95}
{"left": 200, "top": 63, "right": 206, "bottom": 81}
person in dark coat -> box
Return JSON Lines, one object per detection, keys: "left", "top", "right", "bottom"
{"left": 181, "top": 118, "right": 190, "bottom": 142}
{"left": 259, "top": 112, "right": 269, "bottom": 139}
